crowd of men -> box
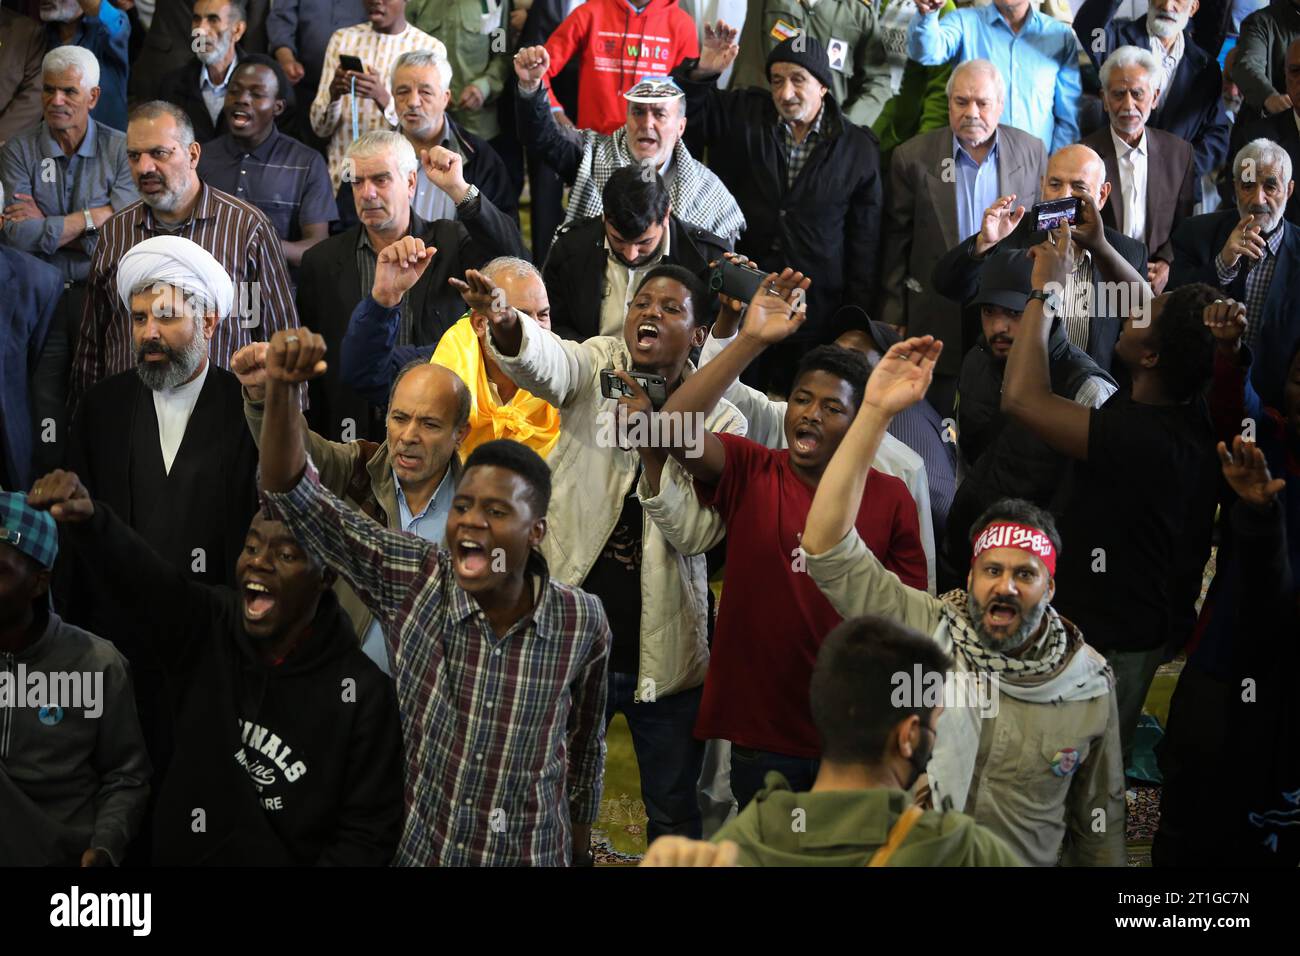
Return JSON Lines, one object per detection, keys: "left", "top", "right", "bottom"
{"left": 0, "top": 0, "right": 1297, "bottom": 869}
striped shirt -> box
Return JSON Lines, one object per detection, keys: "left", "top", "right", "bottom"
{"left": 73, "top": 182, "right": 299, "bottom": 406}
{"left": 309, "top": 22, "right": 447, "bottom": 191}
{"left": 262, "top": 459, "right": 610, "bottom": 867}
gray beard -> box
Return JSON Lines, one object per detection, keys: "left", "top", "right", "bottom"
{"left": 1147, "top": 11, "right": 1188, "bottom": 39}
{"left": 196, "top": 31, "right": 234, "bottom": 67}
{"left": 135, "top": 320, "right": 208, "bottom": 391}
{"left": 966, "top": 587, "right": 1049, "bottom": 655}
{"left": 39, "top": 0, "right": 79, "bottom": 22}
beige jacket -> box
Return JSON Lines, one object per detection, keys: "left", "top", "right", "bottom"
{"left": 244, "top": 391, "right": 461, "bottom": 642}
{"left": 486, "top": 317, "right": 746, "bottom": 700}
{"left": 805, "top": 529, "right": 1126, "bottom": 867}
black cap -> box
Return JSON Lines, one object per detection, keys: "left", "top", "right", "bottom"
{"left": 970, "top": 250, "right": 1033, "bottom": 312}
{"left": 830, "top": 305, "right": 903, "bottom": 357}
{"left": 766, "top": 34, "right": 835, "bottom": 94}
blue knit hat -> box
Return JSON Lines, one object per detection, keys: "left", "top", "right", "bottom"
{"left": 0, "top": 492, "right": 59, "bottom": 569}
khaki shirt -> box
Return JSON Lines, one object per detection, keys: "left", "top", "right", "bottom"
{"left": 804, "top": 528, "right": 1127, "bottom": 866}
{"left": 407, "top": 0, "right": 510, "bottom": 140}
{"left": 712, "top": 772, "right": 1024, "bottom": 866}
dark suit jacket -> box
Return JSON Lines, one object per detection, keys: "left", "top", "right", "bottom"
{"left": 0, "top": 247, "right": 61, "bottom": 490}
{"left": 1169, "top": 210, "right": 1300, "bottom": 405}
{"left": 157, "top": 48, "right": 248, "bottom": 144}
{"left": 932, "top": 217, "right": 1148, "bottom": 373}
{"left": 298, "top": 205, "right": 527, "bottom": 442}
{"left": 130, "top": 1, "right": 269, "bottom": 102}
{"left": 65, "top": 363, "right": 258, "bottom": 590}
{"left": 1082, "top": 125, "right": 1196, "bottom": 263}
{"left": 542, "top": 215, "right": 729, "bottom": 342}
{"left": 1226, "top": 109, "right": 1300, "bottom": 227}
{"left": 881, "top": 124, "right": 1048, "bottom": 375}
{"left": 1074, "top": 0, "right": 1231, "bottom": 179}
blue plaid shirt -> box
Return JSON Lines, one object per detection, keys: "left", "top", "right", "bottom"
{"left": 263, "top": 459, "right": 610, "bottom": 866}
{"left": 1215, "top": 219, "right": 1284, "bottom": 351}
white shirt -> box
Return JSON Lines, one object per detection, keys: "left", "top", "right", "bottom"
{"left": 1110, "top": 126, "right": 1148, "bottom": 243}
{"left": 152, "top": 362, "right": 209, "bottom": 475}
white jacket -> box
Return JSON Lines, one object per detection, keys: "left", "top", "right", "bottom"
{"left": 487, "top": 316, "right": 746, "bottom": 700}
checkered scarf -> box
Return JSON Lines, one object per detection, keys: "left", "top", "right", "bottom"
{"left": 939, "top": 589, "right": 1111, "bottom": 700}
{"left": 565, "top": 130, "right": 746, "bottom": 242}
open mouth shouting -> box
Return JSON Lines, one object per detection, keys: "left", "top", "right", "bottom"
{"left": 243, "top": 579, "right": 278, "bottom": 623}
{"left": 792, "top": 423, "right": 822, "bottom": 456}
{"left": 634, "top": 321, "right": 661, "bottom": 352}
{"left": 453, "top": 537, "right": 493, "bottom": 580}
{"left": 984, "top": 599, "right": 1021, "bottom": 631}
{"left": 393, "top": 448, "right": 423, "bottom": 472}
{"left": 229, "top": 108, "right": 253, "bottom": 129}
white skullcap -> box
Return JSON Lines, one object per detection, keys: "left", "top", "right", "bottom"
{"left": 115, "top": 235, "right": 235, "bottom": 318}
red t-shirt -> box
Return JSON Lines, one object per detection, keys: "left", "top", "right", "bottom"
{"left": 694, "top": 434, "right": 928, "bottom": 758}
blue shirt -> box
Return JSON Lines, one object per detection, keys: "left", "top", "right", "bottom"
{"left": 0, "top": 119, "right": 138, "bottom": 282}
{"left": 953, "top": 132, "right": 1000, "bottom": 245}
{"left": 45, "top": 2, "right": 131, "bottom": 133}
{"left": 908, "top": 6, "right": 1080, "bottom": 151}
{"left": 359, "top": 462, "right": 457, "bottom": 675}
{"left": 196, "top": 126, "right": 339, "bottom": 241}
{"left": 266, "top": 0, "right": 369, "bottom": 88}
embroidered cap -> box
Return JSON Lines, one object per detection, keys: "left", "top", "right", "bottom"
{"left": 623, "top": 76, "right": 685, "bottom": 104}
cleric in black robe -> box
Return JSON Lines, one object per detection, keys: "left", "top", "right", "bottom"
{"left": 57, "top": 236, "right": 258, "bottom": 862}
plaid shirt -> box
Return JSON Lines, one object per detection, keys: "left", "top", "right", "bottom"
{"left": 779, "top": 106, "right": 825, "bottom": 188}
{"left": 262, "top": 459, "right": 609, "bottom": 867}
{"left": 1216, "top": 221, "right": 1285, "bottom": 350}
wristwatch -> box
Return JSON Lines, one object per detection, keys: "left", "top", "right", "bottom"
{"left": 82, "top": 208, "right": 97, "bottom": 233}
{"left": 1028, "top": 288, "right": 1060, "bottom": 314}
{"left": 455, "top": 184, "right": 480, "bottom": 210}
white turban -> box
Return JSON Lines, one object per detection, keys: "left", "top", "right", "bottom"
{"left": 115, "top": 235, "right": 235, "bottom": 318}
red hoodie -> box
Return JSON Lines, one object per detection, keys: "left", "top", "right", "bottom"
{"left": 544, "top": 0, "right": 700, "bottom": 134}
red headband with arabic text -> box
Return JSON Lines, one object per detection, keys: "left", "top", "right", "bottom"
{"left": 971, "top": 522, "right": 1057, "bottom": 576}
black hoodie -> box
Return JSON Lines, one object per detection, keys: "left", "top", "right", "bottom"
{"left": 67, "top": 503, "right": 404, "bottom": 865}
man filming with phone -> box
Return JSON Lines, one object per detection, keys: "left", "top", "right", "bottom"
{"left": 478, "top": 260, "right": 746, "bottom": 843}
{"left": 931, "top": 144, "right": 1149, "bottom": 373}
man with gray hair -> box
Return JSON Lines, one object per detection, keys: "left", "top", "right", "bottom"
{"left": 63, "top": 236, "right": 260, "bottom": 828}
{"left": 1081, "top": 45, "right": 1196, "bottom": 294}
{"left": 296, "top": 129, "right": 526, "bottom": 444}
{"left": 1228, "top": 37, "right": 1300, "bottom": 227}
{"left": 72, "top": 100, "right": 299, "bottom": 409}
{"left": 1171, "top": 137, "right": 1300, "bottom": 403}
{"left": 387, "top": 49, "right": 517, "bottom": 226}
{"left": 514, "top": 48, "right": 745, "bottom": 245}
{"left": 158, "top": 0, "right": 250, "bottom": 143}
{"left": 1075, "top": 0, "right": 1231, "bottom": 184}
{"left": 882, "top": 57, "right": 1046, "bottom": 411}
{"left": 0, "top": 45, "right": 138, "bottom": 475}
{"left": 37, "top": 0, "right": 130, "bottom": 133}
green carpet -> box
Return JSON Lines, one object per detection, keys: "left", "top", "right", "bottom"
{"left": 594, "top": 715, "right": 648, "bottom": 865}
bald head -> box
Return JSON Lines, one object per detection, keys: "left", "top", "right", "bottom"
{"left": 1042, "top": 144, "right": 1110, "bottom": 209}
{"left": 386, "top": 361, "right": 471, "bottom": 490}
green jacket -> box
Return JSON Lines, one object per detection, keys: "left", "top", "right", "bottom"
{"left": 407, "top": 0, "right": 510, "bottom": 140}
{"left": 726, "top": 0, "right": 892, "bottom": 127}
{"left": 712, "top": 772, "right": 1025, "bottom": 866}
{"left": 870, "top": 0, "right": 954, "bottom": 159}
